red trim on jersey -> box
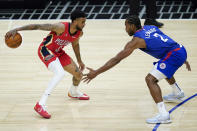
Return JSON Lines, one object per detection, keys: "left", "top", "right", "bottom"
{"left": 61, "top": 22, "right": 81, "bottom": 38}
{"left": 135, "top": 27, "right": 144, "bottom": 33}
{"left": 38, "top": 44, "right": 71, "bottom": 67}
{"left": 40, "top": 22, "right": 81, "bottom": 53}
{"left": 38, "top": 22, "right": 81, "bottom": 67}
{"left": 162, "top": 48, "right": 180, "bottom": 62}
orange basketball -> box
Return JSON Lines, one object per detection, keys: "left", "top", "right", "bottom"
{"left": 5, "top": 33, "right": 22, "bottom": 48}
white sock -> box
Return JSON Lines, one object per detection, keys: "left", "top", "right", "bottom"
{"left": 171, "top": 83, "right": 182, "bottom": 95}
{"left": 157, "top": 102, "right": 168, "bottom": 115}
{"left": 69, "top": 85, "right": 83, "bottom": 96}
{"left": 39, "top": 94, "right": 49, "bottom": 105}
{"left": 70, "top": 85, "right": 78, "bottom": 94}
{"left": 70, "top": 85, "right": 78, "bottom": 91}
{"left": 39, "top": 58, "right": 65, "bottom": 105}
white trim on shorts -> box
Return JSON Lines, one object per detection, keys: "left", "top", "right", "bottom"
{"left": 149, "top": 63, "right": 167, "bottom": 81}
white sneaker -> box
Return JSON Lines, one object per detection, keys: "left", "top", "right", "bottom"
{"left": 146, "top": 113, "right": 172, "bottom": 124}
{"left": 69, "top": 89, "right": 83, "bottom": 97}
{"left": 163, "top": 91, "right": 187, "bottom": 103}
{"left": 68, "top": 89, "right": 89, "bottom": 100}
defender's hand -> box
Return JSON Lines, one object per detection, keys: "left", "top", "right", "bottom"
{"left": 82, "top": 67, "right": 98, "bottom": 84}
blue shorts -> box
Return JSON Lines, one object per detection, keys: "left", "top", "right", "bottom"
{"left": 154, "top": 45, "right": 187, "bottom": 79}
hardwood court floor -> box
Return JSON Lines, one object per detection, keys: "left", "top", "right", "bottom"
{"left": 0, "top": 20, "right": 197, "bottom": 131}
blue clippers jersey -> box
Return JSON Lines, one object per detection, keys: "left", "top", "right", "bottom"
{"left": 134, "top": 25, "right": 180, "bottom": 59}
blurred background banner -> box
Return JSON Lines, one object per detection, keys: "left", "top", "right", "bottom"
{"left": 0, "top": 0, "right": 196, "bottom": 19}
{"left": 0, "top": 0, "right": 47, "bottom": 9}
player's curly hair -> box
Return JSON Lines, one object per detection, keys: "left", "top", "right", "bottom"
{"left": 70, "top": 10, "right": 86, "bottom": 22}
{"left": 126, "top": 15, "right": 142, "bottom": 30}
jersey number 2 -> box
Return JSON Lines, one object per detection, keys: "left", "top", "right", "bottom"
{"left": 153, "top": 33, "right": 168, "bottom": 42}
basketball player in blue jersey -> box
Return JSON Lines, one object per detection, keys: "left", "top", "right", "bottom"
{"left": 83, "top": 15, "right": 191, "bottom": 124}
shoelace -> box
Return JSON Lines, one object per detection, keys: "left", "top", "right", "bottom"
{"left": 167, "top": 93, "right": 175, "bottom": 97}
{"left": 167, "top": 92, "right": 184, "bottom": 98}
{"left": 151, "top": 113, "right": 169, "bottom": 120}
{"left": 153, "top": 114, "right": 161, "bottom": 119}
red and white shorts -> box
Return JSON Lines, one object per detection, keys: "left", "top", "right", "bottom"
{"left": 38, "top": 44, "right": 71, "bottom": 68}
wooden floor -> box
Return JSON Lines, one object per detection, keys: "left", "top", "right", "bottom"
{"left": 0, "top": 20, "right": 197, "bottom": 131}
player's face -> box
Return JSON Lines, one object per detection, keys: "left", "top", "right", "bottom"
{"left": 75, "top": 17, "right": 86, "bottom": 31}
{"left": 125, "top": 20, "right": 134, "bottom": 36}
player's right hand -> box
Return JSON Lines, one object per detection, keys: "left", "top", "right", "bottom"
{"left": 82, "top": 67, "right": 98, "bottom": 84}
{"left": 5, "top": 29, "right": 17, "bottom": 40}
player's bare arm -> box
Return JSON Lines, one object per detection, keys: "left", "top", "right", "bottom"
{"left": 72, "top": 32, "right": 85, "bottom": 71}
{"left": 83, "top": 37, "right": 146, "bottom": 83}
{"left": 5, "top": 23, "right": 65, "bottom": 39}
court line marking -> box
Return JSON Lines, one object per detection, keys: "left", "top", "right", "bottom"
{"left": 152, "top": 93, "right": 197, "bottom": 131}
{"left": 8, "top": 20, "right": 13, "bottom": 30}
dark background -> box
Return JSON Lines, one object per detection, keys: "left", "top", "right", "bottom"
{"left": 0, "top": 0, "right": 196, "bottom": 9}
{"left": 0, "top": 0, "right": 47, "bottom": 8}
{"left": 0, "top": 0, "right": 196, "bottom": 19}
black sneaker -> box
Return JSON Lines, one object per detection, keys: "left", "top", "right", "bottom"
{"left": 144, "top": 19, "right": 164, "bottom": 28}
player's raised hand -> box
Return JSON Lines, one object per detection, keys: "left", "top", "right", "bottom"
{"left": 5, "top": 29, "right": 17, "bottom": 40}
{"left": 82, "top": 67, "right": 98, "bottom": 84}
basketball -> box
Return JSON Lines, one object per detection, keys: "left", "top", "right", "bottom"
{"left": 5, "top": 33, "right": 22, "bottom": 48}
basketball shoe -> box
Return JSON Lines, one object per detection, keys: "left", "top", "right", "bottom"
{"left": 163, "top": 91, "right": 187, "bottom": 103}
{"left": 144, "top": 18, "right": 164, "bottom": 28}
{"left": 34, "top": 102, "right": 51, "bottom": 119}
{"left": 146, "top": 112, "right": 172, "bottom": 124}
{"left": 68, "top": 89, "right": 89, "bottom": 100}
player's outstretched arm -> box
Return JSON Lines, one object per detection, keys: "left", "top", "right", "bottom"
{"left": 5, "top": 23, "right": 65, "bottom": 39}
{"left": 83, "top": 37, "right": 146, "bottom": 83}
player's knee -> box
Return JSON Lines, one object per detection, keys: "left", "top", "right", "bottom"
{"left": 56, "top": 70, "right": 65, "bottom": 79}
{"left": 145, "top": 75, "right": 151, "bottom": 83}
{"left": 48, "top": 58, "right": 65, "bottom": 79}
{"left": 166, "top": 77, "right": 175, "bottom": 85}
{"left": 145, "top": 74, "right": 158, "bottom": 84}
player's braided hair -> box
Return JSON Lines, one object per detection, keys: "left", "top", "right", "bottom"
{"left": 126, "top": 15, "right": 142, "bottom": 30}
{"left": 71, "top": 10, "right": 86, "bottom": 22}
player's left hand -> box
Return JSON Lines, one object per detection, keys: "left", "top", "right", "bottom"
{"left": 82, "top": 67, "right": 98, "bottom": 84}
{"left": 78, "top": 61, "right": 85, "bottom": 71}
